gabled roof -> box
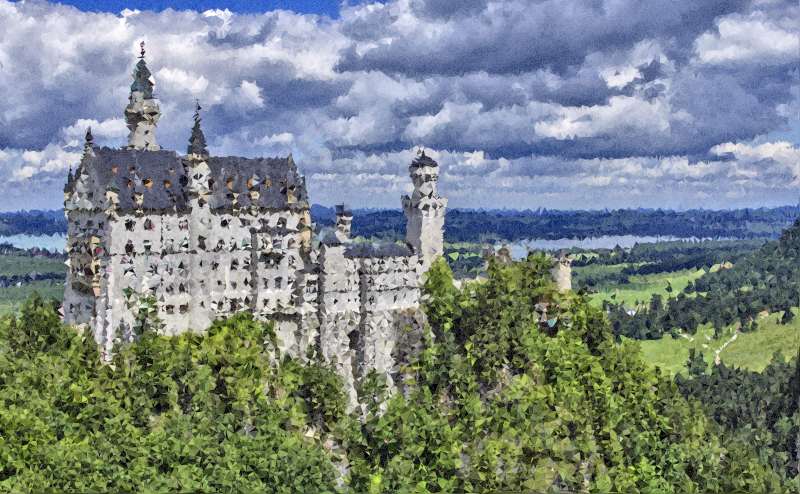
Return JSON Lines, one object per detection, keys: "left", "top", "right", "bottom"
{"left": 66, "top": 147, "right": 308, "bottom": 213}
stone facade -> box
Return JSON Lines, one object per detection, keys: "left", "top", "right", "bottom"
{"left": 63, "top": 47, "right": 443, "bottom": 411}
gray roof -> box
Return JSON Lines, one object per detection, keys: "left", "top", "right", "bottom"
{"left": 69, "top": 147, "right": 308, "bottom": 213}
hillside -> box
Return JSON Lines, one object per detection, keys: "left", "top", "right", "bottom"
{"left": 1, "top": 251, "right": 796, "bottom": 492}
{"left": 603, "top": 217, "right": 799, "bottom": 341}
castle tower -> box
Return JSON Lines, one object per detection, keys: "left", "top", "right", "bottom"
{"left": 334, "top": 203, "right": 352, "bottom": 243}
{"left": 317, "top": 231, "right": 361, "bottom": 412}
{"left": 182, "top": 101, "right": 215, "bottom": 332}
{"left": 550, "top": 249, "right": 573, "bottom": 291}
{"left": 401, "top": 149, "right": 447, "bottom": 277}
{"left": 63, "top": 128, "right": 104, "bottom": 326}
{"left": 125, "top": 39, "right": 161, "bottom": 151}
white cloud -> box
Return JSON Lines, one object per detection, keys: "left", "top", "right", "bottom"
{"left": 694, "top": 12, "right": 799, "bottom": 65}
{"left": 237, "top": 80, "right": 265, "bottom": 108}
{"left": 0, "top": 0, "right": 797, "bottom": 213}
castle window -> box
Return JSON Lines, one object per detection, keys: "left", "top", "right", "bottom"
{"left": 231, "top": 259, "right": 239, "bottom": 270}
{"left": 179, "top": 220, "right": 188, "bottom": 230}
{"left": 275, "top": 277, "right": 282, "bottom": 289}
{"left": 347, "top": 330, "right": 359, "bottom": 352}
{"left": 277, "top": 218, "right": 286, "bottom": 228}
{"left": 212, "top": 261, "right": 219, "bottom": 271}
{"left": 221, "top": 219, "right": 228, "bottom": 228}
{"left": 263, "top": 278, "right": 269, "bottom": 289}
{"left": 164, "top": 180, "right": 171, "bottom": 189}
{"left": 87, "top": 220, "right": 94, "bottom": 227}
{"left": 144, "top": 219, "right": 154, "bottom": 230}
{"left": 143, "top": 240, "right": 152, "bottom": 253}
{"left": 166, "top": 285, "right": 174, "bottom": 295}
{"left": 125, "top": 241, "right": 134, "bottom": 255}
{"left": 166, "top": 305, "right": 175, "bottom": 314}
{"left": 197, "top": 236, "right": 206, "bottom": 250}
{"left": 179, "top": 305, "right": 188, "bottom": 314}
{"left": 230, "top": 281, "right": 237, "bottom": 289}
{"left": 144, "top": 179, "right": 153, "bottom": 188}
{"left": 240, "top": 218, "right": 249, "bottom": 226}
{"left": 179, "top": 283, "right": 187, "bottom": 294}
{"left": 169, "top": 168, "right": 174, "bottom": 174}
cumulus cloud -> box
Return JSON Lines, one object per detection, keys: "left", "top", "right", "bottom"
{"left": 0, "top": 0, "right": 797, "bottom": 212}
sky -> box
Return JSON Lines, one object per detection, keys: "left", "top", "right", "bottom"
{"left": 0, "top": 0, "right": 798, "bottom": 213}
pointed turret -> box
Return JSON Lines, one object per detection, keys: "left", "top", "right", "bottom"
{"left": 125, "top": 38, "right": 161, "bottom": 151}
{"left": 187, "top": 100, "right": 208, "bottom": 156}
{"left": 401, "top": 147, "right": 448, "bottom": 277}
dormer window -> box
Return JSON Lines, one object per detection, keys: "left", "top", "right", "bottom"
{"left": 129, "top": 167, "right": 135, "bottom": 173}
{"left": 126, "top": 179, "right": 132, "bottom": 187}
{"left": 220, "top": 219, "right": 228, "bottom": 228}
{"left": 144, "top": 179, "right": 153, "bottom": 187}
{"left": 169, "top": 168, "right": 174, "bottom": 173}
{"left": 164, "top": 180, "right": 171, "bottom": 188}
{"left": 208, "top": 179, "right": 215, "bottom": 187}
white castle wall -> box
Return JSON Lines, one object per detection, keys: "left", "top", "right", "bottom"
{"left": 318, "top": 244, "right": 362, "bottom": 410}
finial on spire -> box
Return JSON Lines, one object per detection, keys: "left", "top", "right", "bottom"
{"left": 417, "top": 146, "right": 425, "bottom": 157}
{"left": 187, "top": 100, "right": 208, "bottom": 156}
{"left": 126, "top": 39, "right": 161, "bottom": 150}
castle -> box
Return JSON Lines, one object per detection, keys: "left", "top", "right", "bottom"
{"left": 63, "top": 43, "right": 571, "bottom": 410}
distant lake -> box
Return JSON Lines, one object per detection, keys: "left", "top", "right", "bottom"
{"left": 0, "top": 232, "right": 755, "bottom": 260}
{"left": 492, "top": 235, "right": 742, "bottom": 262}
{"left": 0, "top": 233, "right": 67, "bottom": 253}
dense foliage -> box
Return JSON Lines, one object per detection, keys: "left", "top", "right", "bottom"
{"left": 675, "top": 348, "right": 799, "bottom": 483}
{"left": 571, "top": 237, "right": 769, "bottom": 294}
{"left": 606, "top": 218, "right": 799, "bottom": 340}
{"left": 0, "top": 294, "right": 342, "bottom": 493}
{"left": 0, "top": 249, "right": 797, "bottom": 492}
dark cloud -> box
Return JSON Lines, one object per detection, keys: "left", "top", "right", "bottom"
{"left": 0, "top": 0, "right": 797, "bottom": 212}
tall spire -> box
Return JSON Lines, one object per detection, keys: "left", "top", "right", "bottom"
{"left": 125, "top": 37, "right": 161, "bottom": 151}
{"left": 187, "top": 100, "right": 208, "bottom": 156}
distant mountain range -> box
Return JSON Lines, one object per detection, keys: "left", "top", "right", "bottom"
{"left": 0, "top": 205, "right": 797, "bottom": 245}
{"left": 310, "top": 204, "right": 800, "bottom": 218}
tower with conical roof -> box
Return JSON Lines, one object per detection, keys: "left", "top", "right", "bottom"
{"left": 401, "top": 148, "right": 448, "bottom": 278}
{"left": 63, "top": 127, "right": 106, "bottom": 327}
{"left": 125, "top": 39, "right": 161, "bottom": 151}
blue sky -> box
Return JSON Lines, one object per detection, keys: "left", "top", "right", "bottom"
{"left": 31, "top": 0, "right": 343, "bottom": 18}
{"left": 0, "top": 0, "right": 797, "bottom": 212}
